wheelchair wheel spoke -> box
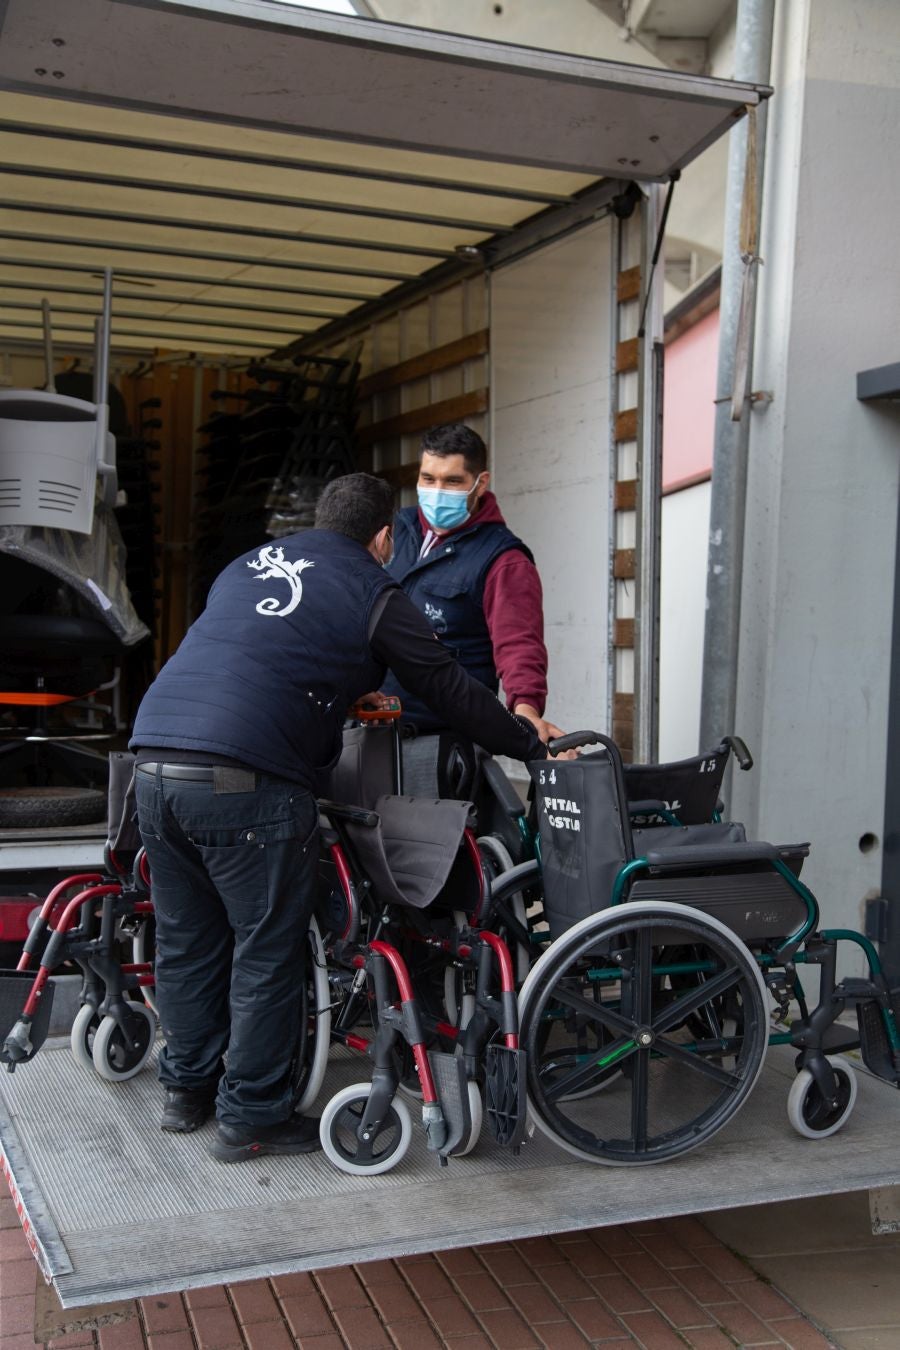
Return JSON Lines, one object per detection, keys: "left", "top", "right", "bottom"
{"left": 630, "top": 1046, "right": 650, "bottom": 1152}
{"left": 550, "top": 981, "right": 634, "bottom": 1038}
{"left": 543, "top": 1034, "right": 638, "bottom": 1102}
{"left": 654, "top": 1034, "right": 742, "bottom": 1088}
{"left": 652, "top": 964, "right": 743, "bottom": 1036}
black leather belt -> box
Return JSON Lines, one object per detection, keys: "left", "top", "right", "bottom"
{"left": 136, "top": 762, "right": 217, "bottom": 781}
{"left": 136, "top": 762, "right": 258, "bottom": 793}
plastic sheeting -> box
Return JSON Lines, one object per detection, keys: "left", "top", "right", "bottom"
{"left": 0, "top": 506, "right": 150, "bottom": 648}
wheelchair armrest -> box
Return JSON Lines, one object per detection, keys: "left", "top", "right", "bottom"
{"left": 481, "top": 757, "right": 527, "bottom": 820}
{"left": 628, "top": 799, "right": 668, "bottom": 817}
{"left": 317, "top": 799, "right": 379, "bottom": 829}
{"left": 643, "top": 841, "right": 780, "bottom": 869}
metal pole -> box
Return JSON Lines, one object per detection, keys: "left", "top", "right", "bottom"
{"left": 41, "top": 299, "right": 55, "bottom": 391}
{"left": 699, "top": 0, "right": 775, "bottom": 751}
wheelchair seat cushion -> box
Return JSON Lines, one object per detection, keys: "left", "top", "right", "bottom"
{"left": 339, "top": 794, "right": 475, "bottom": 911}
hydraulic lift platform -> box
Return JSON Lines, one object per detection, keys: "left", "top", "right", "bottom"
{"left": 2, "top": 1040, "right": 899, "bottom": 1309}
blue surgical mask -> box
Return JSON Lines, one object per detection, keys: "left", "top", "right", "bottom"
{"left": 417, "top": 476, "right": 483, "bottom": 531}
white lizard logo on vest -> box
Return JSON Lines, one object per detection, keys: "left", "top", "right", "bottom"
{"left": 247, "top": 546, "right": 314, "bottom": 617}
{"left": 424, "top": 601, "right": 447, "bottom": 634}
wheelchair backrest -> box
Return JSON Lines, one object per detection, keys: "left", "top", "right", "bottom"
{"left": 623, "top": 743, "right": 730, "bottom": 824}
{"left": 322, "top": 722, "right": 396, "bottom": 810}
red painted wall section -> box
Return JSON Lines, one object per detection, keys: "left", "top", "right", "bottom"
{"left": 662, "top": 307, "right": 719, "bottom": 491}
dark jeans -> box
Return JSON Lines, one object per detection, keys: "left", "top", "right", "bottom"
{"left": 135, "top": 766, "right": 318, "bottom": 1130}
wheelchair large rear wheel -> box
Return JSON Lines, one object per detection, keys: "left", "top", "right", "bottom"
{"left": 518, "top": 901, "right": 768, "bottom": 1165}
{"left": 292, "top": 917, "right": 332, "bottom": 1115}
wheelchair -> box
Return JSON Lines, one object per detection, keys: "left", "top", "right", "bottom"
{"left": 0, "top": 751, "right": 158, "bottom": 1081}
{"left": 312, "top": 703, "right": 526, "bottom": 1174}
{"left": 484, "top": 730, "right": 900, "bottom": 1165}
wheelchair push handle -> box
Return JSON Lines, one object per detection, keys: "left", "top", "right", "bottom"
{"left": 547, "top": 729, "right": 619, "bottom": 759}
{"left": 722, "top": 735, "right": 754, "bottom": 771}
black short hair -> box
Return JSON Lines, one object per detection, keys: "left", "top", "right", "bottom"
{"left": 314, "top": 472, "right": 395, "bottom": 545}
{"left": 420, "top": 422, "right": 487, "bottom": 476}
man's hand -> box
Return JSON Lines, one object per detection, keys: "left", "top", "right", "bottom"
{"left": 514, "top": 703, "right": 561, "bottom": 743}
{"left": 355, "top": 691, "right": 397, "bottom": 712}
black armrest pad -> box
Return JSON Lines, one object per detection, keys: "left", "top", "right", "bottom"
{"left": 643, "top": 841, "right": 779, "bottom": 869}
{"left": 481, "top": 757, "right": 526, "bottom": 820}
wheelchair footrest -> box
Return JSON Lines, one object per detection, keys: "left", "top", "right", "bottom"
{"left": 484, "top": 1043, "right": 527, "bottom": 1148}
{"left": 428, "top": 1050, "right": 472, "bottom": 1158}
{"left": 857, "top": 995, "right": 900, "bottom": 1085}
{"left": 0, "top": 971, "right": 56, "bottom": 1071}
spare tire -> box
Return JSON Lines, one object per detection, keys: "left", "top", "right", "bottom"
{"left": 0, "top": 787, "right": 107, "bottom": 828}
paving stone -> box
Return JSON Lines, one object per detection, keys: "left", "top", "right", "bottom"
{"left": 661, "top": 1217, "right": 719, "bottom": 1249}
{"left": 476, "top": 1249, "right": 537, "bottom": 1288}
{"left": 674, "top": 1266, "right": 733, "bottom": 1306}
{"left": 612, "top": 1253, "right": 676, "bottom": 1291}
{"left": 315, "top": 1265, "right": 370, "bottom": 1311}
{"left": 476, "top": 1307, "right": 540, "bottom": 1348}
{"left": 281, "top": 1290, "right": 335, "bottom": 1340}
{"left": 649, "top": 1286, "right": 717, "bottom": 1329}
{"left": 242, "top": 1319, "right": 295, "bottom": 1350}
{"left": 638, "top": 1235, "right": 703, "bottom": 1269}
{"left": 384, "top": 1318, "right": 442, "bottom": 1350}
{"left": 398, "top": 1260, "right": 453, "bottom": 1302}
{"left": 0, "top": 1292, "right": 37, "bottom": 1337}
{"left": 536, "top": 1261, "right": 595, "bottom": 1303}
{"left": 421, "top": 1294, "right": 481, "bottom": 1339}
{"left": 97, "top": 1320, "right": 148, "bottom": 1350}
{"left": 365, "top": 1279, "right": 421, "bottom": 1325}
{"left": 772, "top": 1321, "right": 839, "bottom": 1350}
{"left": 184, "top": 1287, "right": 230, "bottom": 1312}
{"left": 458, "top": 1272, "right": 512, "bottom": 1313}
{"left": 680, "top": 1326, "right": 738, "bottom": 1349}
{"left": 227, "top": 1279, "right": 281, "bottom": 1325}
{"left": 330, "top": 1304, "right": 392, "bottom": 1349}
{"left": 187, "top": 1303, "right": 244, "bottom": 1348}
{"left": 507, "top": 1282, "right": 565, "bottom": 1325}
{"left": 713, "top": 1300, "right": 782, "bottom": 1344}
{"left": 145, "top": 1333, "right": 195, "bottom": 1350}
{"left": 534, "top": 1322, "right": 595, "bottom": 1349}
{"left": 0, "top": 1229, "right": 31, "bottom": 1262}
{"left": 591, "top": 1229, "right": 644, "bottom": 1258}
{"left": 559, "top": 1241, "right": 618, "bottom": 1279}
{"left": 139, "top": 1295, "right": 189, "bottom": 1336}
{"left": 271, "top": 1271, "right": 316, "bottom": 1299}
{"left": 697, "top": 1245, "right": 756, "bottom": 1284}
{"left": 736, "top": 1281, "right": 803, "bottom": 1322}
{"left": 566, "top": 1295, "right": 628, "bottom": 1341}
{"left": 512, "top": 1237, "right": 564, "bottom": 1267}
{"left": 621, "top": 1308, "right": 689, "bottom": 1349}
{"left": 590, "top": 1273, "right": 654, "bottom": 1315}
{"left": 436, "top": 1248, "right": 483, "bottom": 1278}
{"left": 0, "top": 1257, "right": 37, "bottom": 1296}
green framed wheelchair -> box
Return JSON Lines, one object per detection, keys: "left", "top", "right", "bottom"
{"left": 487, "top": 731, "right": 900, "bottom": 1165}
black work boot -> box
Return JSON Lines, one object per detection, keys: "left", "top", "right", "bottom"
{"left": 209, "top": 1116, "right": 322, "bottom": 1163}
{"left": 161, "top": 1086, "right": 217, "bottom": 1134}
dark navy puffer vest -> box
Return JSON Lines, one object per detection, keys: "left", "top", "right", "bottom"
{"left": 131, "top": 530, "right": 396, "bottom": 787}
{"left": 382, "top": 507, "right": 532, "bottom": 731}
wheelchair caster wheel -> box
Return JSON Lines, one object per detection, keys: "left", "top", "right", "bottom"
{"left": 320, "top": 1082, "right": 412, "bottom": 1175}
{"left": 70, "top": 1003, "right": 102, "bottom": 1073}
{"left": 92, "top": 1002, "right": 156, "bottom": 1081}
{"left": 787, "top": 1055, "right": 858, "bottom": 1138}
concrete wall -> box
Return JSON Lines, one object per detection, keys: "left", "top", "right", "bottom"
{"left": 490, "top": 219, "right": 613, "bottom": 742}
{"left": 733, "top": 0, "right": 900, "bottom": 955}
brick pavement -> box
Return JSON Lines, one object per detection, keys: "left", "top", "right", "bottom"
{"left": 0, "top": 1176, "right": 838, "bottom": 1350}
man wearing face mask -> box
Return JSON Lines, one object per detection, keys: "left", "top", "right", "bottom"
{"left": 381, "top": 423, "right": 562, "bottom": 747}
